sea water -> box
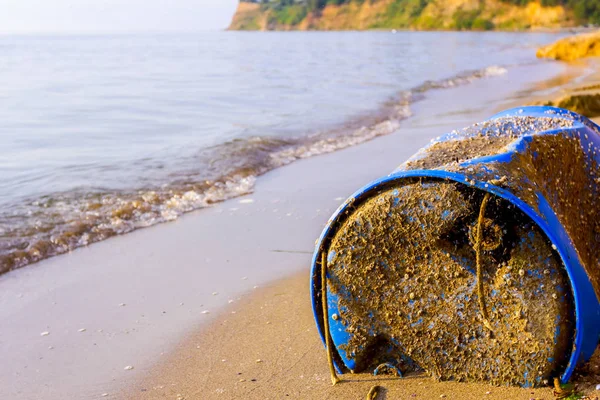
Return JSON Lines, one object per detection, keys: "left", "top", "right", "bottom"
{"left": 0, "top": 31, "right": 566, "bottom": 273}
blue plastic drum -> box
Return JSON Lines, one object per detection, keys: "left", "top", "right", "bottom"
{"left": 311, "top": 106, "right": 600, "bottom": 387}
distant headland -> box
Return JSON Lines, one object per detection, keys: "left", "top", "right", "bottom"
{"left": 228, "top": 0, "right": 600, "bottom": 31}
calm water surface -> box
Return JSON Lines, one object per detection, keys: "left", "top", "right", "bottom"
{"left": 0, "top": 31, "right": 565, "bottom": 273}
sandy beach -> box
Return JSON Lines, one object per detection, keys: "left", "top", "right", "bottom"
{"left": 2, "top": 51, "right": 599, "bottom": 400}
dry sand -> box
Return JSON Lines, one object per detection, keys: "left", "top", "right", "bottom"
{"left": 126, "top": 272, "right": 573, "bottom": 400}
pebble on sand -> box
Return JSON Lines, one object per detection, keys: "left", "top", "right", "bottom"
{"left": 40, "top": 331, "right": 50, "bottom": 336}
{"left": 101, "top": 394, "right": 108, "bottom": 397}
{"left": 201, "top": 310, "right": 210, "bottom": 314}
{"left": 212, "top": 292, "right": 218, "bottom": 296}
{"left": 124, "top": 365, "right": 134, "bottom": 371}
{"left": 78, "top": 328, "right": 86, "bottom": 332}
{"left": 256, "top": 359, "right": 263, "bottom": 363}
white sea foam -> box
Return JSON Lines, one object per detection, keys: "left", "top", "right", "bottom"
{"left": 0, "top": 64, "right": 510, "bottom": 274}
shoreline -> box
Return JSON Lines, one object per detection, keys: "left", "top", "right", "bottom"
{"left": 0, "top": 53, "right": 592, "bottom": 399}
{"left": 125, "top": 63, "right": 600, "bottom": 399}
{"left": 127, "top": 63, "right": 600, "bottom": 399}
{"left": 227, "top": 27, "right": 594, "bottom": 33}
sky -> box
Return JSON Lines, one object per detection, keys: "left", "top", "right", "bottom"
{"left": 0, "top": 0, "right": 239, "bottom": 33}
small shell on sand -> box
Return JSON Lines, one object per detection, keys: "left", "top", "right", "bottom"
{"left": 201, "top": 310, "right": 210, "bottom": 314}
{"left": 212, "top": 292, "right": 218, "bottom": 296}
{"left": 124, "top": 365, "right": 134, "bottom": 371}
{"left": 239, "top": 199, "right": 254, "bottom": 204}
{"left": 78, "top": 328, "right": 86, "bottom": 332}
{"left": 40, "top": 331, "right": 49, "bottom": 336}
{"left": 256, "top": 359, "right": 263, "bottom": 363}
{"left": 101, "top": 394, "right": 108, "bottom": 397}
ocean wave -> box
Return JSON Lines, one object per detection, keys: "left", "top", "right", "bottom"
{"left": 415, "top": 65, "right": 507, "bottom": 92}
{"left": 0, "top": 64, "right": 508, "bottom": 275}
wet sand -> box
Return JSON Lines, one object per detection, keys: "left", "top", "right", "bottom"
{"left": 0, "top": 61, "right": 592, "bottom": 399}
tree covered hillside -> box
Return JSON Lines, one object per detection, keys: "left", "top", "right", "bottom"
{"left": 231, "top": 0, "right": 600, "bottom": 30}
